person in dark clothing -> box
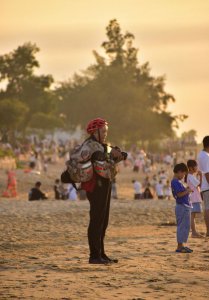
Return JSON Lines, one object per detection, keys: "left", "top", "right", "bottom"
{"left": 54, "top": 179, "right": 62, "bottom": 199}
{"left": 81, "top": 118, "right": 125, "bottom": 265}
{"left": 28, "top": 181, "right": 48, "bottom": 201}
{"left": 86, "top": 176, "right": 112, "bottom": 263}
{"left": 143, "top": 186, "right": 153, "bottom": 199}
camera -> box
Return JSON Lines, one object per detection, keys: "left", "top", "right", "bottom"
{"left": 110, "top": 146, "right": 128, "bottom": 162}
{"left": 121, "top": 151, "right": 128, "bottom": 160}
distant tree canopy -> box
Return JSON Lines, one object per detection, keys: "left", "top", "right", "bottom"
{"left": 0, "top": 20, "right": 187, "bottom": 145}
{"left": 56, "top": 19, "right": 186, "bottom": 144}
{"left": 0, "top": 42, "right": 60, "bottom": 134}
{"left": 181, "top": 130, "right": 197, "bottom": 145}
{"left": 0, "top": 99, "right": 28, "bottom": 130}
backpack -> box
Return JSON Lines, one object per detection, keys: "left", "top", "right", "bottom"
{"left": 61, "top": 139, "right": 103, "bottom": 184}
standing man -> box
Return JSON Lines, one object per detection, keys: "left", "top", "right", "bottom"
{"left": 197, "top": 136, "right": 209, "bottom": 236}
{"left": 81, "top": 118, "right": 125, "bottom": 264}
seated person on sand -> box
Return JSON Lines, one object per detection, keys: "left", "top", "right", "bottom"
{"left": 28, "top": 181, "right": 48, "bottom": 201}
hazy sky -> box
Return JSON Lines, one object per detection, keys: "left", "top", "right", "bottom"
{"left": 1, "top": 0, "right": 209, "bottom": 142}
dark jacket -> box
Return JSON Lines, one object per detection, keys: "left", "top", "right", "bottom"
{"left": 28, "top": 187, "right": 47, "bottom": 201}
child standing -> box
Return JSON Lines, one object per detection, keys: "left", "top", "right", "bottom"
{"left": 155, "top": 180, "right": 164, "bottom": 199}
{"left": 132, "top": 179, "right": 142, "bottom": 199}
{"left": 186, "top": 160, "right": 203, "bottom": 238}
{"left": 54, "top": 179, "right": 62, "bottom": 200}
{"left": 171, "top": 163, "right": 193, "bottom": 253}
{"left": 164, "top": 180, "right": 172, "bottom": 200}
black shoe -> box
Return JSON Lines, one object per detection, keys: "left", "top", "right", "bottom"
{"left": 89, "top": 257, "right": 110, "bottom": 265}
{"left": 102, "top": 254, "right": 118, "bottom": 263}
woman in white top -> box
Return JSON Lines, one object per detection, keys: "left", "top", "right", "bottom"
{"left": 186, "top": 160, "right": 203, "bottom": 238}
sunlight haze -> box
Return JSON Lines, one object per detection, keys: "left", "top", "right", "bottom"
{"left": 1, "top": 0, "right": 209, "bottom": 142}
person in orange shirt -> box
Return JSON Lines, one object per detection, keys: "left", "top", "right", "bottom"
{"left": 2, "top": 170, "right": 17, "bottom": 197}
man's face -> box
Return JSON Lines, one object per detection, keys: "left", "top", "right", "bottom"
{"left": 94, "top": 125, "right": 108, "bottom": 143}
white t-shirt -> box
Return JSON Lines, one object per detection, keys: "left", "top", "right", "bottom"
{"left": 197, "top": 150, "right": 209, "bottom": 191}
{"left": 159, "top": 173, "right": 167, "bottom": 185}
{"left": 164, "top": 185, "right": 172, "bottom": 196}
{"left": 68, "top": 184, "right": 77, "bottom": 201}
{"left": 187, "top": 173, "right": 202, "bottom": 203}
{"left": 133, "top": 181, "right": 142, "bottom": 194}
{"left": 155, "top": 183, "right": 164, "bottom": 196}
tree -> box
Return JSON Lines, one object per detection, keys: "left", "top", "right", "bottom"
{"left": 181, "top": 130, "right": 197, "bottom": 145}
{"left": 0, "top": 42, "right": 40, "bottom": 99}
{"left": 29, "top": 112, "right": 64, "bottom": 130}
{"left": 0, "top": 43, "right": 59, "bottom": 131}
{"left": 0, "top": 99, "right": 28, "bottom": 131}
{"left": 57, "top": 19, "right": 184, "bottom": 144}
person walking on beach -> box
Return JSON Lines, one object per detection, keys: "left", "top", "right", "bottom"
{"left": 186, "top": 159, "right": 203, "bottom": 238}
{"left": 197, "top": 136, "right": 209, "bottom": 237}
{"left": 2, "top": 170, "right": 17, "bottom": 198}
{"left": 171, "top": 163, "right": 193, "bottom": 253}
{"left": 81, "top": 118, "right": 126, "bottom": 264}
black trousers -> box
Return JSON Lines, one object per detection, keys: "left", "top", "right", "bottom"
{"left": 86, "top": 177, "right": 112, "bottom": 259}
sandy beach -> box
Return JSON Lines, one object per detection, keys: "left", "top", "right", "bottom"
{"left": 0, "top": 165, "right": 209, "bottom": 300}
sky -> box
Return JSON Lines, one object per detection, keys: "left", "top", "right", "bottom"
{"left": 1, "top": 0, "right": 209, "bottom": 142}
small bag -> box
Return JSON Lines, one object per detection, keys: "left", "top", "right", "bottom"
{"left": 93, "top": 160, "right": 118, "bottom": 180}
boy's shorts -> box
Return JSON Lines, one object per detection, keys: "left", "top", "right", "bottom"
{"left": 191, "top": 202, "right": 202, "bottom": 213}
{"left": 202, "top": 190, "right": 209, "bottom": 210}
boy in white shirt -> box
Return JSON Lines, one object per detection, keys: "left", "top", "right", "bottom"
{"left": 132, "top": 179, "right": 142, "bottom": 199}
{"left": 186, "top": 160, "right": 203, "bottom": 238}
{"left": 156, "top": 180, "right": 164, "bottom": 199}
{"left": 164, "top": 180, "right": 172, "bottom": 200}
{"left": 197, "top": 136, "right": 209, "bottom": 237}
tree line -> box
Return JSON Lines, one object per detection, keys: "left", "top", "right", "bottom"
{"left": 0, "top": 19, "right": 187, "bottom": 146}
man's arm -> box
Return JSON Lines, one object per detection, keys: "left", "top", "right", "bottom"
{"left": 91, "top": 150, "right": 107, "bottom": 161}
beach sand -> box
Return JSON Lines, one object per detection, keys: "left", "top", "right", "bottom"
{"left": 0, "top": 164, "right": 209, "bottom": 300}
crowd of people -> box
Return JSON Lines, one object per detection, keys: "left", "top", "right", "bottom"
{"left": 171, "top": 136, "right": 209, "bottom": 253}
{"left": 0, "top": 138, "right": 195, "bottom": 203}
{"left": 132, "top": 170, "right": 172, "bottom": 200}
{"left": 1, "top": 125, "right": 208, "bottom": 262}
{"left": 0, "top": 137, "right": 81, "bottom": 200}
{"left": 28, "top": 179, "right": 80, "bottom": 201}
{"left": 0, "top": 133, "right": 179, "bottom": 202}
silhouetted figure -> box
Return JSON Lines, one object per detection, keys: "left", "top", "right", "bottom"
{"left": 143, "top": 187, "right": 153, "bottom": 199}
{"left": 54, "top": 179, "right": 62, "bottom": 199}
{"left": 28, "top": 181, "right": 48, "bottom": 201}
